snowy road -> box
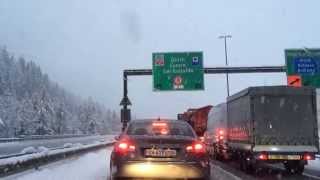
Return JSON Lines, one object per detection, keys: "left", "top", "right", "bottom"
{"left": 0, "top": 135, "right": 112, "bottom": 157}
{"left": 304, "top": 159, "right": 320, "bottom": 179}
{"left": 5, "top": 147, "right": 229, "bottom": 180}
{"left": 211, "top": 158, "right": 320, "bottom": 180}
{"left": 3, "top": 146, "right": 320, "bottom": 180}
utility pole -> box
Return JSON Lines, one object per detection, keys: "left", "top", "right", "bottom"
{"left": 219, "top": 35, "right": 232, "bottom": 97}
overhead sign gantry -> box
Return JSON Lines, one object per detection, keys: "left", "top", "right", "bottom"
{"left": 120, "top": 51, "right": 286, "bottom": 131}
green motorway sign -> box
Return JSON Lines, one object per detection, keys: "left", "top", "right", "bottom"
{"left": 152, "top": 52, "right": 204, "bottom": 91}
{"left": 285, "top": 49, "right": 320, "bottom": 87}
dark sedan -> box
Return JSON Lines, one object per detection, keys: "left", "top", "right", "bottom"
{"left": 109, "top": 119, "right": 210, "bottom": 180}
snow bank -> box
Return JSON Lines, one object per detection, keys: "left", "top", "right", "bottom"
{"left": 73, "top": 143, "right": 83, "bottom": 148}
{"left": 37, "top": 146, "right": 49, "bottom": 154}
{"left": 21, "top": 147, "right": 37, "bottom": 154}
{"left": 21, "top": 146, "right": 50, "bottom": 155}
{"left": 5, "top": 149, "right": 112, "bottom": 180}
{"left": 306, "top": 159, "right": 320, "bottom": 171}
{"left": 0, "top": 140, "right": 113, "bottom": 167}
{"left": 63, "top": 143, "right": 73, "bottom": 148}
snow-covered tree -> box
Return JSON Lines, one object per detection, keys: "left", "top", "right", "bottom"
{"left": 0, "top": 47, "right": 120, "bottom": 137}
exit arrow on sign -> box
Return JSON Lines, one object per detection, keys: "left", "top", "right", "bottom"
{"left": 290, "top": 78, "right": 300, "bottom": 85}
{"left": 287, "top": 75, "right": 302, "bottom": 87}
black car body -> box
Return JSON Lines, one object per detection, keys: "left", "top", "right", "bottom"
{"left": 110, "top": 119, "right": 210, "bottom": 179}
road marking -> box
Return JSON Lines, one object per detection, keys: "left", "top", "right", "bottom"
{"left": 213, "top": 164, "right": 242, "bottom": 180}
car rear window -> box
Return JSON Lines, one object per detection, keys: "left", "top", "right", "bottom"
{"left": 127, "top": 121, "right": 195, "bottom": 137}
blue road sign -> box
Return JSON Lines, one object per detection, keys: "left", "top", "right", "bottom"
{"left": 192, "top": 56, "right": 200, "bottom": 65}
{"left": 294, "top": 57, "right": 318, "bottom": 75}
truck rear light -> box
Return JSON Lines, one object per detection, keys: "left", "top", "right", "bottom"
{"left": 303, "top": 153, "right": 315, "bottom": 160}
{"left": 186, "top": 142, "right": 206, "bottom": 153}
{"left": 258, "top": 153, "right": 268, "bottom": 160}
{"left": 186, "top": 145, "right": 193, "bottom": 151}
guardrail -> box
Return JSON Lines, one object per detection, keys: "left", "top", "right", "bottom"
{"left": 0, "top": 141, "right": 114, "bottom": 177}
{"left": 0, "top": 134, "right": 105, "bottom": 143}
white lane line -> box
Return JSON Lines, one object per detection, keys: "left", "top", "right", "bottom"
{"left": 213, "top": 164, "right": 242, "bottom": 180}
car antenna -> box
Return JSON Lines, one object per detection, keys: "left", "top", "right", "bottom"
{"left": 157, "top": 116, "right": 160, "bottom": 121}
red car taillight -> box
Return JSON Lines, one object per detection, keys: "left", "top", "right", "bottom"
{"left": 186, "top": 142, "right": 206, "bottom": 154}
{"left": 115, "top": 141, "right": 136, "bottom": 154}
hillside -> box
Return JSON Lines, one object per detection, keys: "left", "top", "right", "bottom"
{"left": 0, "top": 48, "right": 120, "bottom": 137}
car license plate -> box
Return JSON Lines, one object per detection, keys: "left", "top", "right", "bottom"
{"left": 268, "top": 155, "right": 301, "bottom": 160}
{"left": 144, "top": 149, "right": 177, "bottom": 157}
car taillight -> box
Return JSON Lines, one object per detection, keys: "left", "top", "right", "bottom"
{"left": 152, "top": 122, "right": 167, "bottom": 127}
{"left": 219, "top": 130, "right": 224, "bottom": 135}
{"left": 186, "top": 142, "right": 206, "bottom": 153}
{"left": 160, "top": 129, "right": 168, "bottom": 135}
{"left": 115, "top": 141, "right": 136, "bottom": 154}
{"left": 303, "top": 153, "right": 315, "bottom": 160}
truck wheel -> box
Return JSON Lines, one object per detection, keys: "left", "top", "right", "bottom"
{"left": 240, "top": 156, "right": 255, "bottom": 174}
{"left": 210, "top": 146, "right": 216, "bottom": 159}
{"left": 213, "top": 146, "right": 219, "bottom": 160}
{"left": 213, "top": 152, "right": 218, "bottom": 160}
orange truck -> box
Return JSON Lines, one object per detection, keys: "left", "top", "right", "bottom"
{"left": 177, "top": 105, "right": 213, "bottom": 137}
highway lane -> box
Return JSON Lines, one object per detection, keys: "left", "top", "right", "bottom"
{"left": 2, "top": 144, "right": 319, "bottom": 180}
{"left": 0, "top": 135, "right": 114, "bottom": 157}
{"left": 212, "top": 158, "right": 320, "bottom": 180}
{"left": 2, "top": 147, "right": 234, "bottom": 180}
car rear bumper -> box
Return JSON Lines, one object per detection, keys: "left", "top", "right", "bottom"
{"left": 111, "top": 161, "right": 210, "bottom": 179}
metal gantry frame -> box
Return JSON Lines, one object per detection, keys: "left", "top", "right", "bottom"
{"left": 120, "top": 66, "right": 286, "bottom": 131}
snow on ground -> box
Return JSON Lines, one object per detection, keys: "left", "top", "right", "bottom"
{"left": 306, "top": 158, "right": 320, "bottom": 171}
{"left": 4, "top": 148, "right": 112, "bottom": 180}
{"left": 0, "top": 141, "right": 112, "bottom": 166}
{"left": 21, "top": 146, "right": 37, "bottom": 154}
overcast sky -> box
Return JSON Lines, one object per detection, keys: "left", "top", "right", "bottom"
{"left": 0, "top": 0, "right": 319, "bottom": 118}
